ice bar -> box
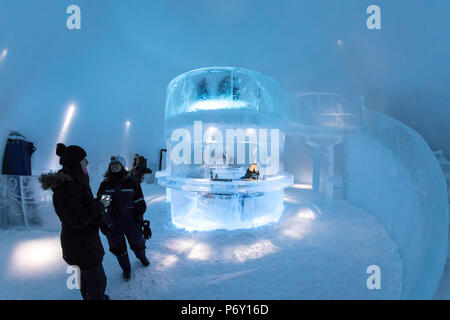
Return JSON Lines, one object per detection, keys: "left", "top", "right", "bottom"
{"left": 157, "top": 67, "right": 294, "bottom": 231}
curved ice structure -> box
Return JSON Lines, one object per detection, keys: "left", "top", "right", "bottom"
{"left": 344, "top": 109, "right": 448, "bottom": 299}
{"left": 284, "top": 93, "right": 449, "bottom": 299}
{"left": 157, "top": 67, "right": 294, "bottom": 231}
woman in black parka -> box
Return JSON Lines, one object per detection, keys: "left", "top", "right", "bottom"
{"left": 39, "top": 143, "right": 111, "bottom": 300}
{"left": 97, "top": 155, "right": 149, "bottom": 281}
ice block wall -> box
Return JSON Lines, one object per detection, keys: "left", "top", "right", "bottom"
{"left": 343, "top": 108, "right": 449, "bottom": 299}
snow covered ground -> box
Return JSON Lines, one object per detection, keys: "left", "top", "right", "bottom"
{"left": 0, "top": 184, "right": 403, "bottom": 299}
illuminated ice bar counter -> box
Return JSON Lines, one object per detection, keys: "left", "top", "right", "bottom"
{"left": 156, "top": 67, "right": 294, "bottom": 231}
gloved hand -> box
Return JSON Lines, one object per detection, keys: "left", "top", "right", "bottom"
{"left": 142, "top": 220, "right": 152, "bottom": 240}
{"left": 97, "top": 213, "right": 113, "bottom": 236}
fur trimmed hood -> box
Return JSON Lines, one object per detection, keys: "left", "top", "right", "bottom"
{"left": 39, "top": 171, "right": 73, "bottom": 191}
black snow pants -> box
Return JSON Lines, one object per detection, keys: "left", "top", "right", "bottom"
{"left": 80, "top": 263, "right": 107, "bottom": 300}
{"left": 107, "top": 213, "right": 146, "bottom": 273}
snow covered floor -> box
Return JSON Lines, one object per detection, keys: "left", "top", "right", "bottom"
{"left": 0, "top": 185, "right": 403, "bottom": 299}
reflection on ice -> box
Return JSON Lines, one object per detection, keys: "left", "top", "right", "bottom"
{"left": 284, "top": 195, "right": 301, "bottom": 204}
{"left": 166, "top": 238, "right": 211, "bottom": 261}
{"left": 161, "top": 255, "right": 179, "bottom": 269}
{"left": 165, "top": 237, "right": 279, "bottom": 264}
{"left": 279, "top": 208, "right": 316, "bottom": 240}
{"left": 152, "top": 251, "right": 179, "bottom": 271}
{"left": 224, "top": 240, "right": 278, "bottom": 263}
{"left": 296, "top": 209, "right": 316, "bottom": 220}
{"left": 187, "top": 243, "right": 212, "bottom": 261}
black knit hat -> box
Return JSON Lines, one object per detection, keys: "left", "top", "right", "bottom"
{"left": 56, "top": 143, "right": 87, "bottom": 167}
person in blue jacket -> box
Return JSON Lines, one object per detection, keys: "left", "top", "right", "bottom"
{"left": 97, "top": 155, "right": 149, "bottom": 280}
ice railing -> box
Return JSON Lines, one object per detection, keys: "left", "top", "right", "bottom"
{"left": 0, "top": 174, "right": 56, "bottom": 229}
{"left": 284, "top": 93, "right": 364, "bottom": 198}
{"left": 285, "top": 92, "right": 364, "bottom": 133}
{"left": 343, "top": 108, "right": 449, "bottom": 299}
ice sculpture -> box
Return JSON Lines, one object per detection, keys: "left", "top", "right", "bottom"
{"left": 156, "top": 67, "right": 294, "bottom": 231}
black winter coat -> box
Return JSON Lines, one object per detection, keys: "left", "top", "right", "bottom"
{"left": 97, "top": 174, "right": 146, "bottom": 224}
{"left": 40, "top": 169, "right": 106, "bottom": 270}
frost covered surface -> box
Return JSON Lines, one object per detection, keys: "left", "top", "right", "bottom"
{"left": 0, "top": 184, "right": 402, "bottom": 299}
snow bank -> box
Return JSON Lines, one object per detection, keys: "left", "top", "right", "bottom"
{"left": 342, "top": 108, "right": 449, "bottom": 299}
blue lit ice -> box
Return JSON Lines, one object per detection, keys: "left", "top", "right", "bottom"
{"left": 157, "top": 67, "right": 294, "bottom": 231}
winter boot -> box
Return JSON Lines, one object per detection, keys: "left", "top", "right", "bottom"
{"left": 134, "top": 249, "right": 150, "bottom": 267}
{"left": 117, "top": 252, "right": 131, "bottom": 280}
{"left": 140, "top": 257, "right": 150, "bottom": 267}
{"left": 122, "top": 270, "right": 131, "bottom": 281}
